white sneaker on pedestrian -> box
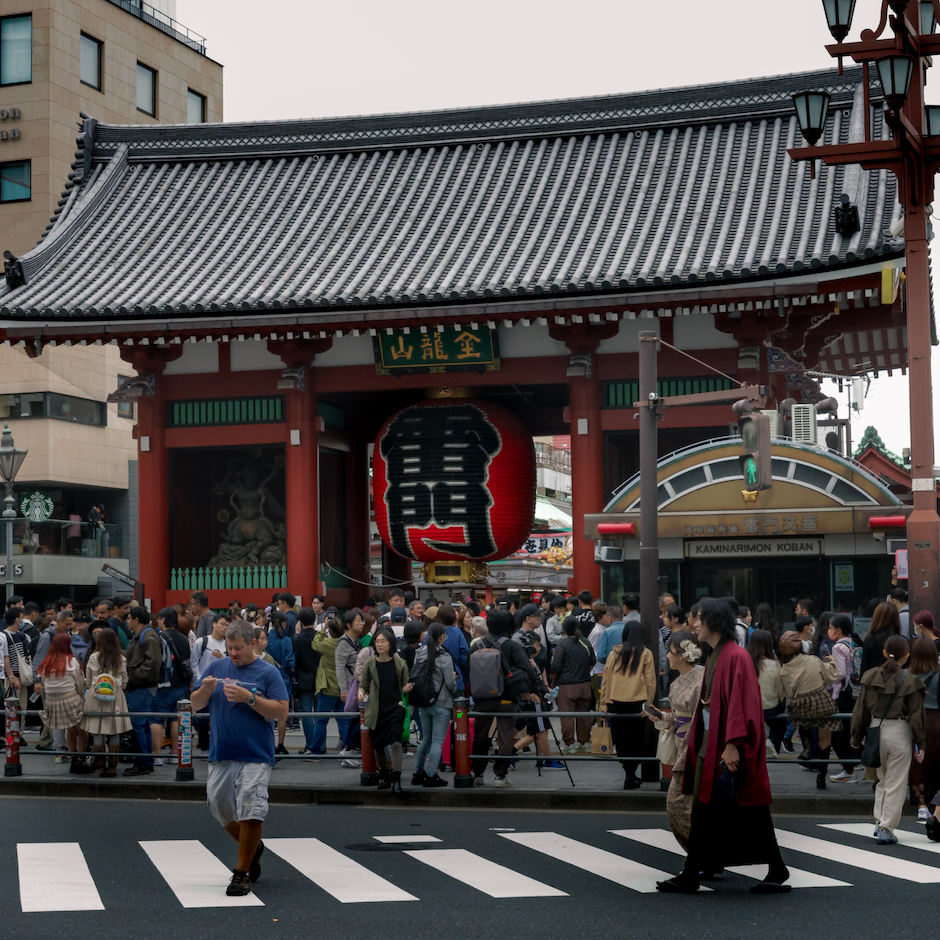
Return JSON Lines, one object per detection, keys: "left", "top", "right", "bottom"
{"left": 494, "top": 775, "right": 512, "bottom": 788}
{"left": 829, "top": 770, "right": 857, "bottom": 784}
{"left": 765, "top": 740, "right": 778, "bottom": 758}
{"left": 875, "top": 826, "right": 898, "bottom": 844}
{"left": 341, "top": 758, "right": 361, "bottom": 769}
{"left": 166, "top": 755, "right": 178, "bottom": 764}
{"left": 473, "top": 773, "right": 485, "bottom": 786}
{"left": 564, "top": 744, "right": 579, "bottom": 754}
{"left": 579, "top": 741, "right": 592, "bottom": 752}
{"left": 153, "top": 758, "right": 164, "bottom": 767}
{"left": 339, "top": 748, "right": 359, "bottom": 758}
{"left": 918, "top": 807, "right": 932, "bottom": 822}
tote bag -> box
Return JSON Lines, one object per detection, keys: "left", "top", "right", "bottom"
{"left": 591, "top": 719, "right": 613, "bottom": 755}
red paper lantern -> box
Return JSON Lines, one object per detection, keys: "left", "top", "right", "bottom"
{"left": 373, "top": 399, "right": 536, "bottom": 562}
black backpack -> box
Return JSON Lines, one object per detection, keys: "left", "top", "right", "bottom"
{"left": 410, "top": 650, "right": 444, "bottom": 708}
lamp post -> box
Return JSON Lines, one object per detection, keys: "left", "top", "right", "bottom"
{"left": 790, "top": 0, "right": 940, "bottom": 616}
{"left": 0, "top": 422, "right": 28, "bottom": 603}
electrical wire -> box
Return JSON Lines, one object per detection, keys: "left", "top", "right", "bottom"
{"left": 320, "top": 559, "right": 413, "bottom": 590}
{"left": 658, "top": 339, "right": 743, "bottom": 387}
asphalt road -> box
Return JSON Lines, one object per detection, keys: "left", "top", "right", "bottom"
{"left": 2, "top": 797, "right": 937, "bottom": 940}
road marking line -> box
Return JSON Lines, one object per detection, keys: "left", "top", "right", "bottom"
{"left": 822, "top": 823, "right": 940, "bottom": 856}
{"left": 373, "top": 835, "right": 443, "bottom": 844}
{"left": 139, "top": 840, "right": 264, "bottom": 908}
{"left": 774, "top": 829, "right": 940, "bottom": 883}
{"left": 499, "top": 832, "right": 708, "bottom": 894}
{"left": 609, "top": 828, "right": 851, "bottom": 888}
{"left": 265, "top": 838, "right": 417, "bottom": 903}
{"left": 17, "top": 843, "right": 105, "bottom": 912}
{"left": 405, "top": 848, "right": 567, "bottom": 898}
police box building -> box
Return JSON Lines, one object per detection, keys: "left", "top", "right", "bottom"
{"left": 0, "top": 66, "right": 920, "bottom": 621}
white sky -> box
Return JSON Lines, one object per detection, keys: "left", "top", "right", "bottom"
{"left": 178, "top": 0, "right": 937, "bottom": 461}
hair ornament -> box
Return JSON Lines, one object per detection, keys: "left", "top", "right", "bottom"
{"left": 679, "top": 638, "right": 702, "bottom": 663}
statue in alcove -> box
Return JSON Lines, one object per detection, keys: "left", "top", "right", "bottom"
{"left": 208, "top": 457, "right": 287, "bottom": 567}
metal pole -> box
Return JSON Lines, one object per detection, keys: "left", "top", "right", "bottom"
{"left": 4, "top": 482, "right": 14, "bottom": 604}
{"left": 638, "top": 330, "right": 660, "bottom": 673}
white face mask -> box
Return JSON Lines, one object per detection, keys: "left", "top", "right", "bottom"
{"left": 807, "top": 626, "right": 815, "bottom": 637}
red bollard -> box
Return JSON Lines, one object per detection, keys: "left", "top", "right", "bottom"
{"left": 454, "top": 696, "right": 472, "bottom": 788}
{"left": 176, "top": 700, "right": 194, "bottom": 781}
{"left": 359, "top": 703, "right": 379, "bottom": 786}
{"left": 5, "top": 695, "right": 22, "bottom": 777}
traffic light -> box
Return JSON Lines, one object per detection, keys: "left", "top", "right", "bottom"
{"left": 737, "top": 410, "right": 773, "bottom": 491}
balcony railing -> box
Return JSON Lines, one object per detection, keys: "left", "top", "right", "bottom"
{"left": 105, "top": 0, "right": 207, "bottom": 54}
{"left": 534, "top": 441, "right": 572, "bottom": 473}
{"left": 0, "top": 519, "right": 122, "bottom": 558}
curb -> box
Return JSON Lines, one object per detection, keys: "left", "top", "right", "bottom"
{"left": 0, "top": 779, "right": 880, "bottom": 815}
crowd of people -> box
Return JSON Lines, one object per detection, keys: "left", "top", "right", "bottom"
{"left": 3, "top": 581, "right": 939, "bottom": 892}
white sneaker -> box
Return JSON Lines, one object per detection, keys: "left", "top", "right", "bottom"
{"left": 765, "top": 740, "right": 778, "bottom": 758}
{"left": 494, "top": 775, "right": 512, "bottom": 788}
{"left": 339, "top": 748, "right": 359, "bottom": 758}
{"left": 341, "top": 759, "right": 361, "bottom": 769}
{"left": 565, "top": 744, "right": 579, "bottom": 754}
{"left": 153, "top": 758, "right": 164, "bottom": 767}
{"left": 918, "top": 807, "right": 932, "bottom": 822}
{"left": 579, "top": 742, "right": 592, "bottom": 752}
{"left": 166, "top": 755, "right": 177, "bottom": 764}
{"left": 829, "top": 770, "right": 857, "bottom": 784}
{"left": 473, "top": 774, "right": 485, "bottom": 786}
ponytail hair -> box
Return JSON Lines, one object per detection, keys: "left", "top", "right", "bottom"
{"left": 882, "top": 634, "right": 910, "bottom": 676}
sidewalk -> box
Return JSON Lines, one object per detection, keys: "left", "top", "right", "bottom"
{"left": 1, "top": 727, "right": 888, "bottom": 816}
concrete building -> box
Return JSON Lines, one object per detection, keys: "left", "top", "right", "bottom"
{"left": 0, "top": 0, "right": 221, "bottom": 602}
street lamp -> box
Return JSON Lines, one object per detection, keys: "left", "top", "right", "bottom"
{"left": 822, "top": 0, "right": 857, "bottom": 42}
{"left": 0, "top": 422, "right": 27, "bottom": 603}
{"left": 792, "top": 90, "right": 832, "bottom": 145}
{"left": 790, "top": 0, "right": 940, "bottom": 619}
{"left": 875, "top": 55, "right": 915, "bottom": 109}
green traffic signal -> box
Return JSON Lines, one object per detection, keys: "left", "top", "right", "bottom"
{"left": 744, "top": 456, "right": 759, "bottom": 487}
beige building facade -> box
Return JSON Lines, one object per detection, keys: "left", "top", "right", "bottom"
{"left": 0, "top": 0, "right": 222, "bottom": 599}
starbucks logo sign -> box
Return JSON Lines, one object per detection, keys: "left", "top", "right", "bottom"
{"left": 21, "top": 491, "right": 54, "bottom": 523}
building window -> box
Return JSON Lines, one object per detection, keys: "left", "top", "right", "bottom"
{"left": 136, "top": 62, "right": 156, "bottom": 116}
{"left": 0, "top": 392, "right": 107, "bottom": 427}
{"left": 116, "top": 376, "right": 135, "bottom": 419}
{"left": 80, "top": 33, "right": 102, "bottom": 90}
{"left": 0, "top": 14, "right": 31, "bottom": 86}
{"left": 0, "top": 160, "right": 30, "bottom": 203}
{"left": 187, "top": 89, "right": 206, "bottom": 124}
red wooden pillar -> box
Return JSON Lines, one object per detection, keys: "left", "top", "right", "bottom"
{"left": 123, "top": 348, "right": 180, "bottom": 611}
{"left": 284, "top": 382, "right": 320, "bottom": 607}
{"left": 551, "top": 322, "right": 618, "bottom": 600}
{"left": 568, "top": 369, "right": 604, "bottom": 599}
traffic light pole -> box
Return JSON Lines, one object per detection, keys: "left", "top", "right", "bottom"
{"left": 638, "top": 330, "right": 660, "bottom": 672}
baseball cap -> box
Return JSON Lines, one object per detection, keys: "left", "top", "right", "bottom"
{"left": 389, "top": 606, "right": 408, "bottom": 624}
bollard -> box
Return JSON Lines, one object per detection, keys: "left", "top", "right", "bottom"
{"left": 453, "top": 696, "right": 472, "bottom": 789}
{"left": 4, "top": 696, "right": 22, "bottom": 777}
{"left": 359, "top": 702, "right": 379, "bottom": 787}
{"left": 176, "top": 700, "right": 194, "bottom": 781}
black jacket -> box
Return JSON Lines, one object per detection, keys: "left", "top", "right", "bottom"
{"left": 292, "top": 627, "right": 320, "bottom": 692}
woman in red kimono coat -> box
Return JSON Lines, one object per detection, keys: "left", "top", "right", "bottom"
{"left": 657, "top": 597, "right": 790, "bottom": 895}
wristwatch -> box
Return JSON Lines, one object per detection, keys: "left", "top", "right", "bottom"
{"left": 247, "top": 689, "right": 257, "bottom": 707}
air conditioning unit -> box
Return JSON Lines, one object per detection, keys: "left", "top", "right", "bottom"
{"left": 791, "top": 404, "right": 818, "bottom": 445}
{"left": 761, "top": 409, "right": 781, "bottom": 438}
{"left": 594, "top": 545, "right": 624, "bottom": 563}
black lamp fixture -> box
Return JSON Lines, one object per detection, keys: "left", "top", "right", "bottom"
{"left": 792, "top": 90, "right": 832, "bottom": 145}
{"left": 887, "top": 0, "right": 910, "bottom": 13}
{"left": 922, "top": 0, "right": 938, "bottom": 33}
{"left": 926, "top": 104, "right": 940, "bottom": 135}
{"left": 821, "top": 0, "right": 857, "bottom": 41}
{"left": 834, "top": 193, "right": 861, "bottom": 236}
{"left": 876, "top": 55, "right": 915, "bottom": 109}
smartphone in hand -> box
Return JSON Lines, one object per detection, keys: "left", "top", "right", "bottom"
{"left": 642, "top": 702, "right": 663, "bottom": 721}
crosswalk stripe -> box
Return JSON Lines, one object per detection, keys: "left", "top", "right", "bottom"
{"left": 139, "top": 840, "right": 264, "bottom": 908}
{"left": 499, "top": 831, "right": 709, "bottom": 893}
{"left": 373, "top": 835, "right": 443, "bottom": 844}
{"left": 821, "top": 823, "right": 940, "bottom": 856}
{"left": 265, "top": 838, "right": 418, "bottom": 903}
{"left": 405, "top": 848, "right": 568, "bottom": 898}
{"left": 774, "top": 829, "right": 940, "bottom": 883}
{"left": 608, "top": 828, "right": 852, "bottom": 888}
{"left": 16, "top": 843, "right": 105, "bottom": 912}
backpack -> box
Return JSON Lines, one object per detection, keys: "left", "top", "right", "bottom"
{"left": 140, "top": 627, "right": 174, "bottom": 689}
{"left": 469, "top": 643, "right": 504, "bottom": 699}
{"left": 410, "top": 649, "right": 444, "bottom": 708}
{"left": 838, "top": 637, "right": 863, "bottom": 698}
{"left": 93, "top": 673, "right": 116, "bottom": 702}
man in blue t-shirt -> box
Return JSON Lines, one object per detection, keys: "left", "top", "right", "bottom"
{"left": 190, "top": 619, "right": 289, "bottom": 898}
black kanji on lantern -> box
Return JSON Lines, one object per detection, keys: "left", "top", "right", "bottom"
{"left": 379, "top": 404, "right": 502, "bottom": 558}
